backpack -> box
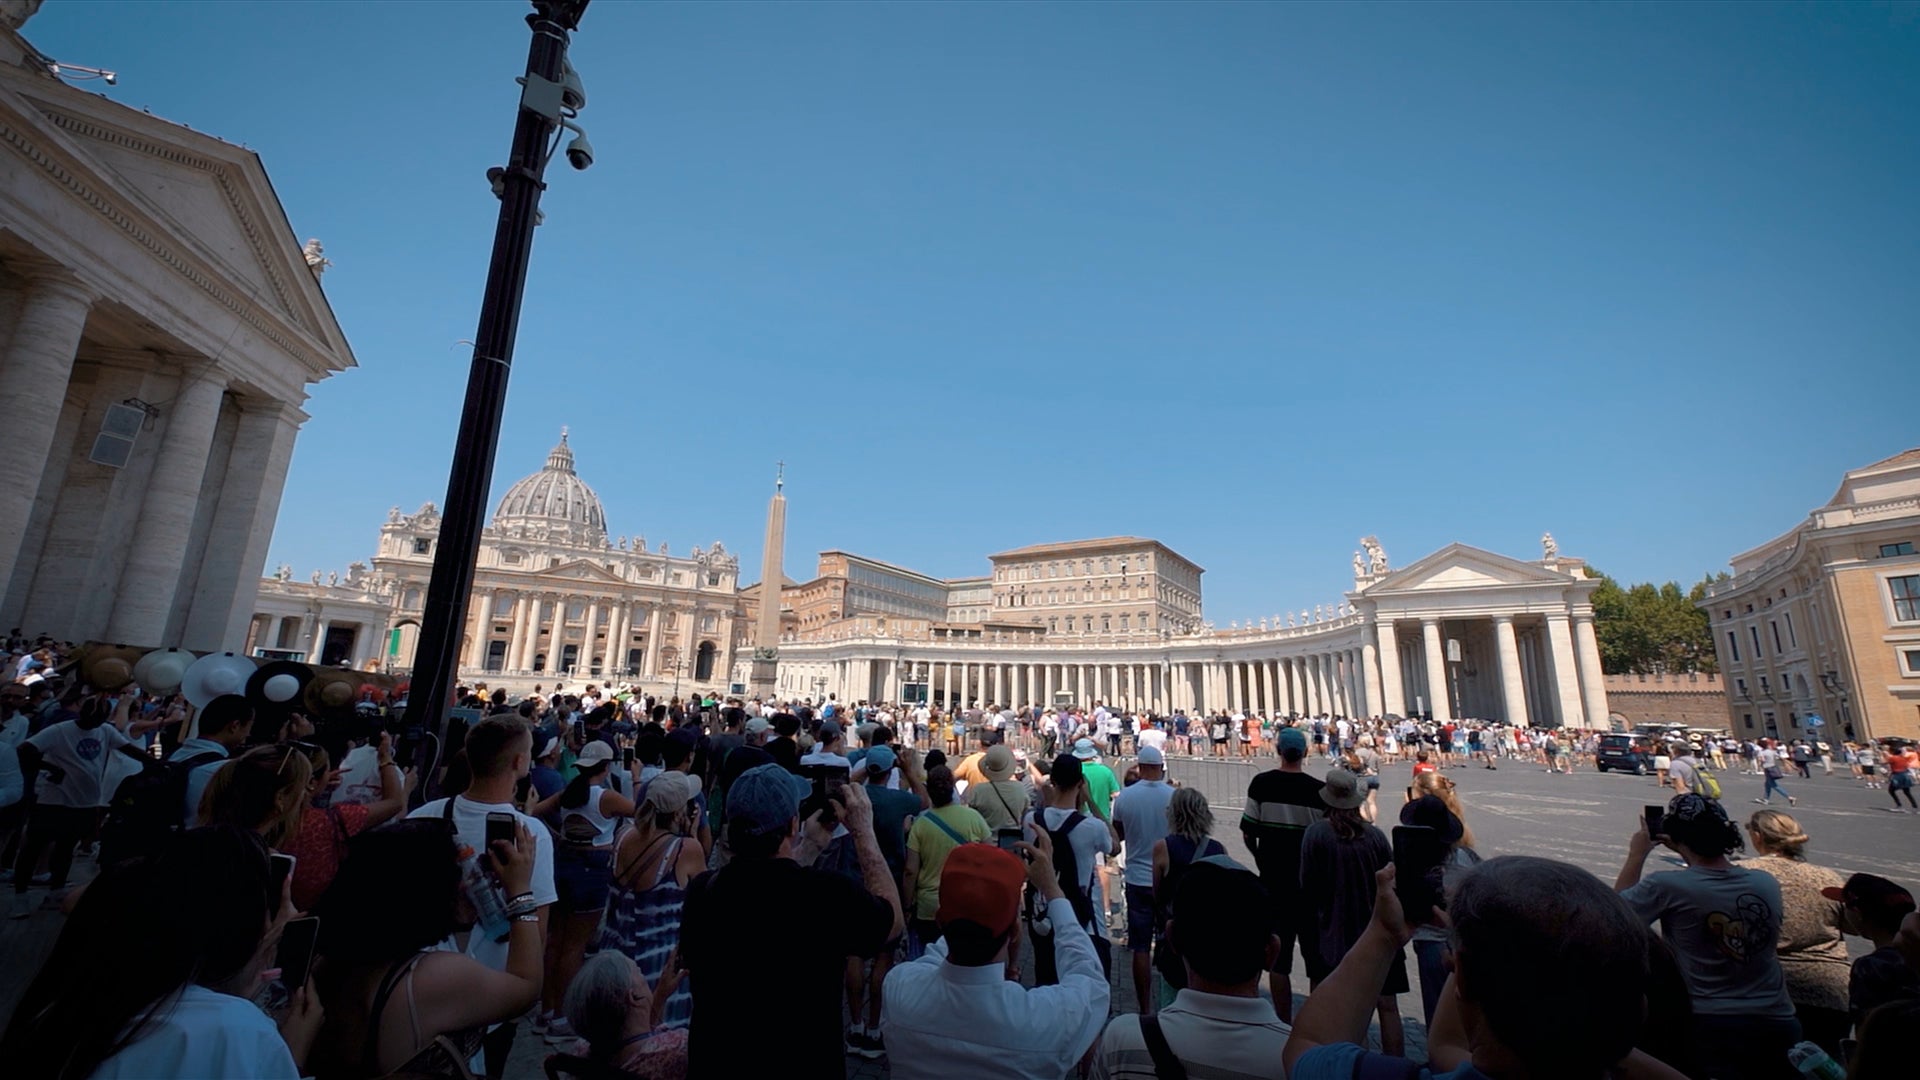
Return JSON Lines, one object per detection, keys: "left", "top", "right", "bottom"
{"left": 1039, "top": 810, "right": 1097, "bottom": 931}
{"left": 98, "top": 750, "right": 224, "bottom": 868}
{"left": 1689, "top": 761, "right": 1723, "bottom": 800}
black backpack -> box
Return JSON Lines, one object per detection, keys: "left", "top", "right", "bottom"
{"left": 1040, "top": 810, "right": 1098, "bottom": 931}
{"left": 98, "top": 750, "right": 224, "bottom": 868}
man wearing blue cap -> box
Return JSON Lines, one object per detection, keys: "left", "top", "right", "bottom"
{"left": 679, "top": 762, "right": 902, "bottom": 1077}
{"left": 1240, "top": 724, "right": 1325, "bottom": 1021}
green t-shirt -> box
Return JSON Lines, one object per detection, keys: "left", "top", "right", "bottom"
{"left": 905, "top": 803, "right": 990, "bottom": 920}
{"left": 1082, "top": 762, "right": 1119, "bottom": 820}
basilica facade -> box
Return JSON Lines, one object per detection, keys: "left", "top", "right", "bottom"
{"left": 333, "top": 432, "right": 745, "bottom": 688}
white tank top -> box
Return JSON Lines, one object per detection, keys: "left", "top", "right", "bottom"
{"left": 561, "top": 785, "right": 618, "bottom": 848}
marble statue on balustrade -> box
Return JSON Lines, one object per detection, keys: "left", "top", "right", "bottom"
{"left": 1362, "top": 536, "right": 1389, "bottom": 575}
{"left": 1541, "top": 532, "right": 1558, "bottom": 559}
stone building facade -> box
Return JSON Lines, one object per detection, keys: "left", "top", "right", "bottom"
{"left": 245, "top": 564, "right": 393, "bottom": 669}
{"left": 772, "top": 538, "right": 1614, "bottom": 728}
{"left": 365, "top": 433, "right": 744, "bottom": 688}
{"left": 1603, "top": 673, "right": 1729, "bottom": 732}
{"left": 988, "top": 537, "right": 1203, "bottom": 636}
{"left": 1701, "top": 449, "right": 1920, "bottom": 742}
{"left": 0, "top": 15, "right": 356, "bottom": 651}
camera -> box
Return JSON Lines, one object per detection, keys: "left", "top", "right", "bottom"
{"left": 565, "top": 132, "right": 594, "bottom": 171}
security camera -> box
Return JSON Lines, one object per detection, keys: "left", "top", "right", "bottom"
{"left": 565, "top": 132, "right": 593, "bottom": 170}
{"left": 559, "top": 57, "right": 586, "bottom": 113}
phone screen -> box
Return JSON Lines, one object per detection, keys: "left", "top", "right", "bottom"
{"left": 1391, "top": 825, "right": 1447, "bottom": 925}
{"left": 1644, "top": 805, "right": 1666, "bottom": 838}
{"left": 276, "top": 916, "right": 319, "bottom": 990}
{"left": 485, "top": 812, "right": 517, "bottom": 851}
{"left": 269, "top": 852, "right": 296, "bottom": 899}
{"left": 622, "top": 746, "right": 635, "bottom": 767}
{"left": 996, "top": 826, "right": 1023, "bottom": 853}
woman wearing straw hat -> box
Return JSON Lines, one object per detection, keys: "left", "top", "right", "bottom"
{"left": 1299, "top": 767, "right": 1406, "bottom": 1057}
{"left": 963, "top": 744, "right": 1030, "bottom": 831}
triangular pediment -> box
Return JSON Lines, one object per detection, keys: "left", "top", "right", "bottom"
{"left": 544, "top": 560, "right": 630, "bottom": 584}
{"left": 33, "top": 105, "right": 313, "bottom": 333}
{"left": 1361, "top": 543, "right": 1575, "bottom": 595}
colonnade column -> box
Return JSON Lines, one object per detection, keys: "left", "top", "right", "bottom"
{"left": 105, "top": 364, "right": 230, "bottom": 645}
{"left": 0, "top": 275, "right": 95, "bottom": 597}
{"left": 1360, "top": 638, "right": 1383, "bottom": 721}
{"left": 1573, "top": 614, "right": 1609, "bottom": 729}
{"left": 1374, "top": 621, "right": 1406, "bottom": 717}
{"left": 1421, "top": 620, "right": 1452, "bottom": 723}
{"left": 545, "top": 596, "right": 567, "bottom": 674}
{"left": 1492, "top": 615, "right": 1530, "bottom": 728}
{"left": 1544, "top": 613, "right": 1586, "bottom": 727}
{"left": 641, "top": 607, "right": 662, "bottom": 677}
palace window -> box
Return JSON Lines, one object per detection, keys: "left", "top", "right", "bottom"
{"left": 1771, "top": 621, "right": 1783, "bottom": 653}
{"left": 1891, "top": 574, "right": 1920, "bottom": 621}
{"left": 1101, "top": 615, "right": 1111, "bottom": 632}
{"left": 1119, "top": 614, "right": 1129, "bottom": 630}
{"left": 1749, "top": 625, "right": 1762, "bottom": 654}
{"left": 1881, "top": 542, "right": 1915, "bottom": 557}
{"left": 1900, "top": 648, "right": 1920, "bottom": 677}
{"left": 1785, "top": 611, "right": 1795, "bottom": 647}
{"left": 1736, "top": 678, "right": 1748, "bottom": 697}
{"left": 707, "top": 572, "right": 721, "bottom": 586}
{"left": 1726, "top": 632, "right": 1740, "bottom": 663}
{"left": 1758, "top": 675, "right": 1771, "bottom": 696}
{"left": 412, "top": 538, "right": 432, "bottom": 555}
{"left": 502, "top": 550, "right": 523, "bottom": 565}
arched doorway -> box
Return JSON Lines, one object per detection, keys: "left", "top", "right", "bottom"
{"left": 695, "top": 641, "right": 717, "bottom": 682}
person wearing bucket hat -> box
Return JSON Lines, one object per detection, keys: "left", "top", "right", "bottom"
{"left": 963, "top": 743, "right": 1030, "bottom": 831}
{"left": 1299, "top": 767, "right": 1406, "bottom": 1056}
{"left": 680, "top": 763, "right": 901, "bottom": 1077}
{"left": 1617, "top": 793, "right": 1797, "bottom": 1077}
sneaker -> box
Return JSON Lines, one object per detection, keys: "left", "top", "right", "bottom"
{"left": 1787, "top": 796, "right": 1797, "bottom": 807}
{"left": 845, "top": 1030, "right": 882, "bottom": 1060}
{"left": 542, "top": 1017, "right": 576, "bottom": 1044}
{"left": 1752, "top": 798, "right": 1769, "bottom": 804}
{"left": 8, "top": 894, "right": 30, "bottom": 920}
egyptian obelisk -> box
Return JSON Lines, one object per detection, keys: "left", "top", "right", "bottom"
{"left": 749, "top": 464, "right": 786, "bottom": 697}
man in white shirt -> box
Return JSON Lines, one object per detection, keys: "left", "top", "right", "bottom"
{"left": 1110, "top": 745, "right": 1176, "bottom": 1013}
{"left": 406, "top": 715, "right": 556, "bottom": 1075}
{"left": 1092, "top": 859, "right": 1291, "bottom": 1078}
{"left": 882, "top": 838, "right": 1108, "bottom": 1080}
{"left": 13, "top": 694, "right": 136, "bottom": 916}
{"left": 1137, "top": 721, "right": 1168, "bottom": 757}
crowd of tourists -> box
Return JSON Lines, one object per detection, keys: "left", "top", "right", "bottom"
{"left": 3, "top": 631, "right": 1919, "bottom": 1079}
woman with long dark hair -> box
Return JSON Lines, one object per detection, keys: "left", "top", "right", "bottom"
{"left": 1299, "top": 768, "right": 1404, "bottom": 1057}
{"left": 528, "top": 741, "right": 636, "bottom": 1039}
{"left": 0, "top": 825, "right": 318, "bottom": 1078}
{"left": 307, "top": 820, "right": 542, "bottom": 1077}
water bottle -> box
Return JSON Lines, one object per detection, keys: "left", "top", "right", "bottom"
{"left": 1787, "top": 1041, "right": 1845, "bottom": 1080}
{"left": 457, "top": 844, "right": 511, "bottom": 943}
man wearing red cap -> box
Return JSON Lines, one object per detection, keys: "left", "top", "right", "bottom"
{"left": 881, "top": 832, "right": 1109, "bottom": 1078}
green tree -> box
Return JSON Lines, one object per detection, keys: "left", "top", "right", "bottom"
{"left": 1585, "top": 568, "right": 1723, "bottom": 674}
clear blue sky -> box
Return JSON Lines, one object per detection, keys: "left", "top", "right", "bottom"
{"left": 29, "top": 2, "right": 1919, "bottom": 621}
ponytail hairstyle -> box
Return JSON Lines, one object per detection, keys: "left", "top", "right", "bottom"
{"left": 199, "top": 743, "right": 312, "bottom": 849}
{"left": 560, "top": 759, "right": 609, "bottom": 811}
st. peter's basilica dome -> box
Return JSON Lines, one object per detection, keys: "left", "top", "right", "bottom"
{"left": 491, "top": 429, "right": 608, "bottom": 548}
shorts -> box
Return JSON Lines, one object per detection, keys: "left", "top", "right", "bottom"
{"left": 1893, "top": 771, "right": 1914, "bottom": 791}
{"left": 1268, "top": 902, "right": 1329, "bottom": 981}
{"left": 1365, "top": 777, "right": 1380, "bottom": 792}
{"left": 555, "top": 847, "right": 612, "bottom": 912}
{"left": 1124, "top": 884, "right": 1156, "bottom": 954}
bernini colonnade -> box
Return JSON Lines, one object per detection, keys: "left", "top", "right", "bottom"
{"left": 773, "top": 544, "right": 1615, "bottom": 728}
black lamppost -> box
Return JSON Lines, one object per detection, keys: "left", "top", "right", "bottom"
{"left": 404, "top": 1, "right": 592, "bottom": 771}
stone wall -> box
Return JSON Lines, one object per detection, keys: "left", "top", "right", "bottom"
{"left": 1603, "top": 672, "right": 1729, "bottom": 730}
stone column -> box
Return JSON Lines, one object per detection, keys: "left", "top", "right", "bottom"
{"left": 544, "top": 596, "right": 567, "bottom": 673}
{"left": 1573, "top": 615, "right": 1609, "bottom": 729}
{"left": 310, "top": 615, "right": 332, "bottom": 664}
{"left": 1544, "top": 613, "right": 1585, "bottom": 727}
{"left": 579, "top": 601, "right": 602, "bottom": 677}
{"left": 466, "top": 590, "right": 496, "bottom": 670}
{"left": 606, "top": 604, "right": 630, "bottom": 676}
{"left": 1421, "top": 620, "right": 1452, "bottom": 723}
{"left": 507, "top": 596, "right": 530, "bottom": 670}
{"left": 1374, "top": 621, "right": 1406, "bottom": 717}
{"left": 0, "top": 275, "right": 95, "bottom": 598}
{"left": 642, "top": 607, "right": 662, "bottom": 676}
{"left": 99, "top": 365, "right": 228, "bottom": 643}
{"left": 1360, "top": 638, "right": 1383, "bottom": 720}
{"left": 1492, "top": 615, "right": 1531, "bottom": 728}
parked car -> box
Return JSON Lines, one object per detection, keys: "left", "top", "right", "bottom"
{"left": 1596, "top": 733, "right": 1653, "bottom": 774}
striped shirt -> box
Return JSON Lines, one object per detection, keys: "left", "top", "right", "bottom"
{"left": 1240, "top": 769, "right": 1325, "bottom": 901}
